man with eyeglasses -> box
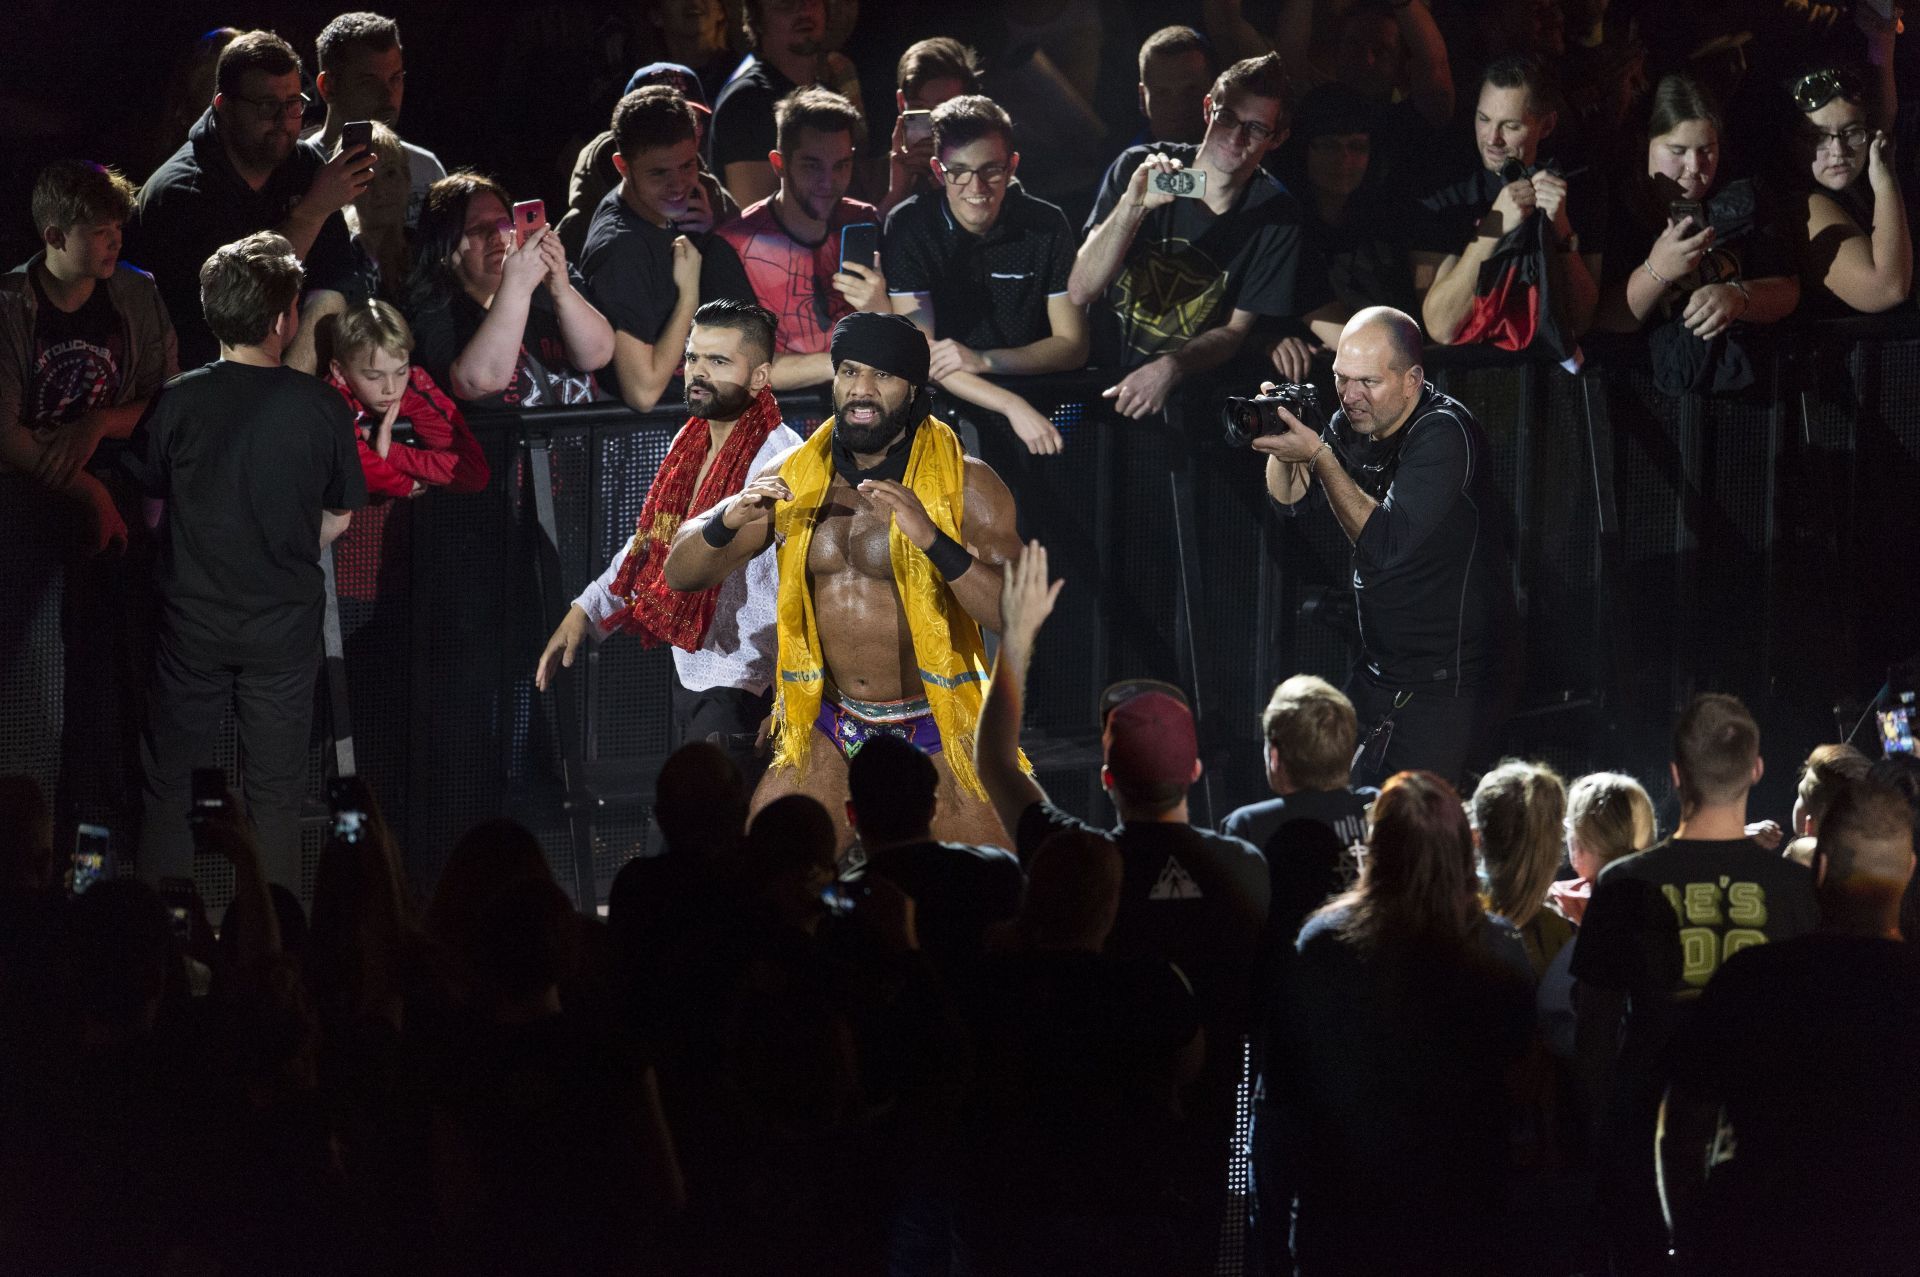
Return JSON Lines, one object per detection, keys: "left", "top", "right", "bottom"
{"left": 133, "top": 30, "right": 369, "bottom": 369}
{"left": 1251, "top": 306, "right": 1518, "bottom": 788}
{"left": 1069, "top": 53, "right": 1316, "bottom": 422}
{"left": 884, "top": 95, "right": 1087, "bottom": 456}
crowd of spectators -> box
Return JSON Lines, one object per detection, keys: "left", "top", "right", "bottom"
{"left": 6, "top": 625, "right": 1918, "bottom": 1273}
{"left": 5, "top": 2, "right": 1920, "bottom": 1273}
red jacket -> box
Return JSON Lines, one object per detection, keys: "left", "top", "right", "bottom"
{"left": 326, "top": 365, "right": 490, "bottom": 498}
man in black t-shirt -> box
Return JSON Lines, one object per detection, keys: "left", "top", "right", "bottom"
{"left": 125, "top": 233, "right": 365, "bottom": 892}
{"left": 1659, "top": 776, "right": 1919, "bottom": 1275}
{"left": 1255, "top": 307, "right": 1519, "bottom": 787}
{"left": 582, "top": 87, "right": 755, "bottom": 412}
{"left": 1572, "top": 694, "right": 1818, "bottom": 1273}
{"left": 1071, "top": 54, "right": 1318, "bottom": 419}
{"left": 130, "top": 31, "right": 370, "bottom": 371}
{"left": 841, "top": 735, "right": 1023, "bottom": 976}
{"left": 975, "top": 542, "right": 1268, "bottom": 1270}
{"left": 1411, "top": 55, "right": 1606, "bottom": 355}
{"left": 709, "top": 0, "right": 846, "bottom": 208}
{"left": 886, "top": 96, "right": 1087, "bottom": 456}
{"left": 1225, "top": 674, "right": 1377, "bottom": 855}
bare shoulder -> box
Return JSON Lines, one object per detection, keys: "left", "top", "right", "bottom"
{"left": 962, "top": 454, "right": 1018, "bottom": 509}
{"left": 1804, "top": 190, "right": 1862, "bottom": 235}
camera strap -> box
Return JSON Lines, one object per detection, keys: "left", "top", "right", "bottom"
{"left": 1352, "top": 690, "right": 1414, "bottom": 778}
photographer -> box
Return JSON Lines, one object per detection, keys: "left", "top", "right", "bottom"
{"left": 1250, "top": 306, "right": 1517, "bottom": 788}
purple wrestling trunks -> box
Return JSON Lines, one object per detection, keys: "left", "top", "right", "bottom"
{"left": 814, "top": 688, "right": 944, "bottom": 759}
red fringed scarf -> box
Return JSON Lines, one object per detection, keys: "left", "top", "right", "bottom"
{"left": 604, "top": 387, "right": 783, "bottom": 650}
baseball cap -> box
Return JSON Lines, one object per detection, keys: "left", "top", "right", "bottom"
{"left": 1102, "top": 690, "right": 1199, "bottom": 790}
{"left": 627, "top": 61, "right": 712, "bottom": 115}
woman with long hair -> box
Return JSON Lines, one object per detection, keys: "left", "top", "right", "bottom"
{"left": 1268, "top": 770, "right": 1536, "bottom": 1276}
{"left": 1472, "top": 759, "right": 1571, "bottom": 977}
{"left": 403, "top": 172, "right": 614, "bottom": 410}
{"left": 1595, "top": 75, "right": 1799, "bottom": 373}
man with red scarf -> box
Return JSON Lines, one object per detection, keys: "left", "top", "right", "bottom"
{"left": 536, "top": 299, "right": 800, "bottom": 780}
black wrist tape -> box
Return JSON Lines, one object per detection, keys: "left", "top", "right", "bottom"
{"left": 701, "top": 512, "right": 741, "bottom": 548}
{"left": 925, "top": 530, "right": 973, "bottom": 580}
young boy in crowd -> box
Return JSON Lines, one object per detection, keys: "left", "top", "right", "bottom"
{"left": 326, "top": 299, "right": 490, "bottom": 499}
{"left": 1, "top": 160, "right": 177, "bottom": 554}
{"left": 127, "top": 231, "right": 365, "bottom": 892}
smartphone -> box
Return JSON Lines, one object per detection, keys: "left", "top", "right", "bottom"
{"left": 513, "top": 199, "right": 547, "bottom": 249}
{"left": 388, "top": 416, "right": 420, "bottom": 449}
{"left": 900, "top": 109, "right": 933, "bottom": 148}
{"left": 1880, "top": 698, "right": 1917, "bottom": 755}
{"left": 156, "top": 876, "right": 200, "bottom": 946}
{"left": 1669, "top": 200, "right": 1705, "bottom": 229}
{"left": 1149, "top": 167, "right": 1207, "bottom": 199}
{"left": 328, "top": 776, "right": 369, "bottom": 844}
{"left": 190, "top": 768, "right": 228, "bottom": 821}
{"left": 839, "top": 221, "right": 880, "bottom": 272}
{"left": 338, "top": 119, "right": 374, "bottom": 160}
{"left": 820, "top": 879, "right": 872, "bottom": 917}
{"left": 72, "top": 824, "right": 112, "bottom": 895}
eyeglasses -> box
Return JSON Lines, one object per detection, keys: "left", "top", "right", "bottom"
{"left": 1805, "top": 124, "right": 1871, "bottom": 154}
{"left": 936, "top": 159, "right": 1011, "bottom": 187}
{"left": 1792, "top": 68, "right": 1862, "bottom": 113}
{"left": 232, "top": 91, "right": 311, "bottom": 120}
{"left": 1210, "top": 105, "right": 1276, "bottom": 144}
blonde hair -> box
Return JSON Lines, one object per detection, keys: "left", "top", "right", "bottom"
{"left": 1471, "top": 759, "right": 1566, "bottom": 930}
{"left": 332, "top": 299, "right": 414, "bottom": 364}
{"left": 1261, "top": 674, "right": 1357, "bottom": 791}
{"left": 1565, "top": 771, "right": 1655, "bottom": 870}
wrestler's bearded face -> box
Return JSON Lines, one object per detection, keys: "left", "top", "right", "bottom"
{"left": 832, "top": 358, "right": 920, "bottom": 454}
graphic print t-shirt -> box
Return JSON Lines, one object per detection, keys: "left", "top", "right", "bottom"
{"left": 27, "top": 271, "right": 125, "bottom": 426}
{"left": 1083, "top": 143, "right": 1316, "bottom": 369}
{"left": 715, "top": 197, "right": 879, "bottom": 356}
{"left": 408, "top": 270, "right": 605, "bottom": 412}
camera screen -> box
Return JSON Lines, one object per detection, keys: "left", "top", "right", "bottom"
{"left": 1879, "top": 705, "right": 1916, "bottom": 755}
{"left": 333, "top": 809, "right": 368, "bottom": 844}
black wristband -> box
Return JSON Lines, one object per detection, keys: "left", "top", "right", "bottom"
{"left": 924, "top": 529, "right": 973, "bottom": 580}
{"left": 701, "top": 509, "right": 741, "bottom": 548}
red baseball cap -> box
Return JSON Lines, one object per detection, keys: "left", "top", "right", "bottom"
{"left": 1103, "top": 690, "right": 1198, "bottom": 789}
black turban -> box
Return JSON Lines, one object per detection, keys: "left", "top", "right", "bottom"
{"left": 829, "top": 312, "right": 931, "bottom": 387}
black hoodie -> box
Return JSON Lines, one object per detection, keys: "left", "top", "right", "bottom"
{"left": 129, "top": 107, "right": 356, "bottom": 368}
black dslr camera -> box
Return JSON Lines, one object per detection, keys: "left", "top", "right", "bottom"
{"left": 1222, "top": 382, "right": 1325, "bottom": 447}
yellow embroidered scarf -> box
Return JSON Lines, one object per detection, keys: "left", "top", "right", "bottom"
{"left": 770, "top": 415, "right": 1010, "bottom": 798}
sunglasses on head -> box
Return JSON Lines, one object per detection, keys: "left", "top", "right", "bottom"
{"left": 1792, "top": 68, "right": 1863, "bottom": 113}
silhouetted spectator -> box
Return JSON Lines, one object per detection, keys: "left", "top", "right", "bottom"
{"left": 1660, "top": 777, "right": 1919, "bottom": 1274}
{"left": 1781, "top": 741, "right": 1873, "bottom": 865}
{"left": 1266, "top": 770, "right": 1535, "bottom": 1275}
{"left": 1574, "top": 693, "right": 1820, "bottom": 1274}
{"left": 843, "top": 734, "right": 1023, "bottom": 973}
{"left": 711, "top": 0, "right": 849, "bottom": 207}
{"left": 1473, "top": 759, "right": 1571, "bottom": 977}
{"left": 955, "top": 828, "right": 1201, "bottom": 1276}
{"left": 1135, "top": 26, "right": 1214, "bottom": 147}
